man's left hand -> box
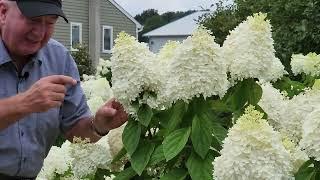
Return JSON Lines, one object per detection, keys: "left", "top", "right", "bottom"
{"left": 93, "top": 98, "right": 128, "bottom": 134}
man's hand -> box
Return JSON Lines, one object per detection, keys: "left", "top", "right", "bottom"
{"left": 93, "top": 98, "right": 128, "bottom": 134}
{"left": 19, "top": 75, "right": 77, "bottom": 113}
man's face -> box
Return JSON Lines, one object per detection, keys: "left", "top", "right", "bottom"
{"left": 0, "top": 2, "right": 58, "bottom": 57}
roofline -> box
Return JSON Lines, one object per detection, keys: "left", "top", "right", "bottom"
{"left": 108, "top": 0, "right": 143, "bottom": 30}
{"left": 142, "top": 34, "right": 191, "bottom": 37}
{"left": 142, "top": 10, "right": 210, "bottom": 37}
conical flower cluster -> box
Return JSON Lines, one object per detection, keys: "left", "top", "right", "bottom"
{"left": 223, "top": 13, "right": 286, "bottom": 82}
{"left": 299, "top": 108, "right": 320, "bottom": 161}
{"left": 291, "top": 52, "right": 320, "bottom": 76}
{"left": 213, "top": 106, "right": 293, "bottom": 180}
{"left": 111, "top": 32, "right": 162, "bottom": 113}
{"left": 158, "top": 26, "right": 229, "bottom": 105}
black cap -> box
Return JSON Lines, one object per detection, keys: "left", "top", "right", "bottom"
{"left": 10, "top": 0, "right": 68, "bottom": 23}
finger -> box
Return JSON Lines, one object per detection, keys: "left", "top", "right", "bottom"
{"left": 49, "top": 84, "right": 67, "bottom": 94}
{"left": 49, "top": 92, "right": 65, "bottom": 102}
{"left": 45, "top": 75, "right": 77, "bottom": 86}
{"left": 101, "top": 107, "right": 117, "bottom": 117}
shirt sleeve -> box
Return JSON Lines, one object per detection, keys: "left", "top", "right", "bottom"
{"left": 59, "top": 52, "right": 92, "bottom": 134}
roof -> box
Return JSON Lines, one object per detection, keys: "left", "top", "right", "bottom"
{"left": 108, "top": 0, "right": 143, "bottom": 30}
{"left": 143, "top": 11, "right": 210, "bottom": 37}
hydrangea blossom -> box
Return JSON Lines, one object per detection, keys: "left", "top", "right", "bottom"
{"left": 291, "top": 53, "right": 320, "bottom": 76}
{"left": 299, "top": 108, "right": 320, "bottom": 161}
{"left": 81, "top": 77, "right": 113, "bottom": 101}
{"left": 158, "top": 26, "right": 229, "bottom": 105}
{"left": 258, "top": 82, "right": 288, "bottom": 129}
{"left": 111, "top": 32, "right": 162, "bottom": 113}
{"left": 280, "top": 89, "right": 320, "bottom": 143}
{"left": 96, "top": 58, "right": 112, "bottom": 77}
{"left": 223, "top": 13, "right": 286, "bottom": 82}
{"left": 213, "top": 106, "right": 293, "bottom": 180}
{"left": 37, "top": 141, "right": 73, "bottom": 179}
{"left": 70, "top": 137, "right": 112, "bottom": 178}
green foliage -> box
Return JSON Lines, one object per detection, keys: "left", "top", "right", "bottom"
{"left": 295, "top": 159, "right": 320, "bottom": 180}
{"left": 122, "top": 119, "right": 141, "bottom": 156}
{"left": 131, "top": 140, "right": 155, "bottom": 175}
{"left": 202, "top": 0, "right": 320, "bottom": 73}
{"left": 71, "top": 44, "right": 95, "bottom": 79}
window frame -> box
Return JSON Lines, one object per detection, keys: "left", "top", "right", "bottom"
{"left": 102, "top": 25, "right": 113, "bottom": 53}
{"left": 70, "top": 22, "right": 82, "bottom": 51}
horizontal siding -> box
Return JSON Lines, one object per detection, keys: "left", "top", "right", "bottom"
{"left": 100, "top": 0, "right": 137, "bottom": 60}
{"left": 53, "top": 0, "right": 89, "bottom": 50}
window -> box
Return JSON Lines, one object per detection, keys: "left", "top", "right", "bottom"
{"left": 70, "top": 22, "right": 82, "bottom": 51}
{"left": 102, "top": 26, "right": 113, "bottom": 53}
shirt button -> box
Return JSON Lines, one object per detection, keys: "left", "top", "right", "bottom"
{"left": 21, "top": 131, "right": 24, "bottom": 136}
{"left": 23, "top": 157, "right": 27, "bottom": 162}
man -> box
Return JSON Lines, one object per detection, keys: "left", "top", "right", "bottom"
{"left": 0, "top": 0, "right": 128, "bottom": 179}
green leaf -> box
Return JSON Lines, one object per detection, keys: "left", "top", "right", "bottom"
{"left": 114, "top": 167, "right": 137, "bottom": 180}
{"left": 247, "top": 79, "right": 262, "bottom": 105}
{"left": 122, "top": 119, "right": 141, "bottom": 156}
{"left": 111, "top": 147, "right": 127, "bottom": 163}
{"left": 209, "top": 100, "right": 233, "bottom": 112}
{"left": 138, "top": 104, "right": 153, "bottom": 127}
{"left": 131, "top": 140, "right": 155, "bottom": 175}
{"left": 191, "top": 115, "right": 212, "bottom": 159}
{"left": 295, "top": 160, "right": 315, "bottom": 180}
{"left": 163, "top": 127, "right": 191, "bottom": 161}
{"left": 165, "top": 101, "right": 187, "bottom": 134}
{"left": 149, "top": 144, "right": 165, "bottom": 165}
{"left": 186, "top": 151, "right": 215, "bottom": 180}
{"left": 160, "top": 168, "right": 188, "bottom": 180}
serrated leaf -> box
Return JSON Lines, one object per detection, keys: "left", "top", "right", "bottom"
{"left": 186, "top": 151, "right": 214, "bottom": 180}
{"left": 160, "top": 168, "right": 188, "bottom": 180}
{"left": 191, "top": 115, "right": 212, "bottom": 159}
{"left": 163, "top": 127, "right": 191, "bottom": 161}
{"left": 122, "top": 120, "right": 141, "bottom": 156}
{"left": 138, "top": 104, "right": 153, "bottom": 127}
{"left": 130, "top": 140, "right": 155, "bottom": 175}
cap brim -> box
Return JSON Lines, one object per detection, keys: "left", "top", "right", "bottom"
{"left": 16, "top": 1, "right": 68, "bottom": 23}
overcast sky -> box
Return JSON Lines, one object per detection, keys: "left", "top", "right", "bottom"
{"left": 114, "top": 0, "right": 219, "bottom": 16}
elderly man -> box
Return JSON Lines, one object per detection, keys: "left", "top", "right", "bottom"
{"left": 0, "top": 0, "right": 128, "bottom": 179}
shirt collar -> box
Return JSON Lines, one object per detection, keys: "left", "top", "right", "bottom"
{"left": 0, "top": 38, "right": 43, "bottom": 66}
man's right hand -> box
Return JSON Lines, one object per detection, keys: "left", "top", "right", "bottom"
{"left": 18, "top": 75, "right": 77, "bottom": 113}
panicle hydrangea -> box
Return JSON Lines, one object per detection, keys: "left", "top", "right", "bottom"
{"left": 37, "top": 141, "right": 73, "bottom": 179}
{"left": 70, "top": 137, "right": 112, "bottom": 178}
{"left": 107, "top": 123, "right": 125, "bottom": 158}
{"left": 86, "top": 96, "right": 104, "bottom": 114}
{"left": 291, "top": 53, "right": 320, "bottom": 76}
{"left": 258, "top": 82, "right": 288, "bottom": 129}
{"left": 282, "top": 136, "right": 309, "bottom": 173}
{"left": 280, "top": 89, "right": 320, "bottom": 144}
{"left": 111, "top": 32, "right": 163, "bottom": 113}
{"left": 213, "top": 105, "right": 294, "bottom": 180}
{"left": 299, "top": 108, "right": 320, "bottom": 161}
{"left": 158, "top": 26, "right": 229, "bottom": 106}
{"left": 81, "top": 77, "right": 113, "bottom": 101}
{"left": 223, "top": 12, "right": 286, "bottom": 82}
{"left": 96, "top": 58, "right": 111, "bottom": 77}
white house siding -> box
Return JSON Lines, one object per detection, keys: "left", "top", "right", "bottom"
{"left": 148, "top": 36, "right": 187, "bottom": 53}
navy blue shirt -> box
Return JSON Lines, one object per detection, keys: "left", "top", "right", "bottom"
{"left": 0, "top": 38, "right": 91, "bottom": 177}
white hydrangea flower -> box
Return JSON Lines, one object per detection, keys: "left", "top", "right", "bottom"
{"left": 280, "top": 89, "right": 320, "bottom": 144}
{"left": 87, "top": 96, "right": 104, "bottom": 114}
{"left": 299, "top": 108, "right": 320, "bottom": 161}
{"left": 70, "top": 137, "right": 112, "bottom": 178}
{"left": 223, "top": 12, "right": 286, "bottom": 82}
{"left": 291, "top": 53, "right": 320, "bottom": 76}
{"left": 104, "top": 175, "right": 115, "bottom": 180}
{"left": 258, "top": 82, "right": 288, "bottom": 129}
{"left": 159, "top": 26, "right": 229, "bottom": 105}
{"left": 111, "top": 32, "right": 162, "bottom": 113}
{"left": 282, "top": 136, "right": 309, "bottom": 173}
{"left": 37, "top": 141, "right": 73, "bottom": 179}
{"left": 107, "top": 123, "right": 126, "bottom": 158}
{"left": 213, "top": 106, "right": 293, "bottom": 180}
{"left": 81, "top": 77, "right": 113, "bottom": 101}
{"left": 96, "top": 58, "right": 112, "bottom": 77}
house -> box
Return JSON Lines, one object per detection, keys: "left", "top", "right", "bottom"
{"left": 53, "top": 0, "right": 143, "bottom": 66}
{"left": 143, "top": 11, "right": 210, "bottom": 53}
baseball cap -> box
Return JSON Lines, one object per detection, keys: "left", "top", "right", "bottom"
{"left": 9, "top": 0, "right": 68, "bottom": 23}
